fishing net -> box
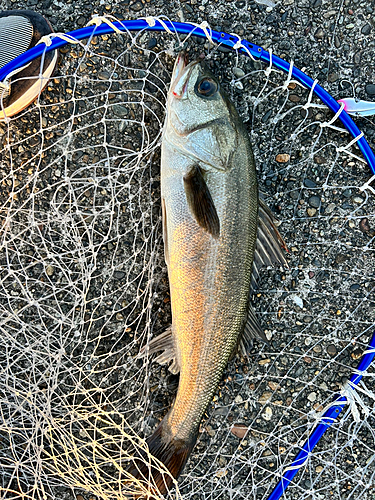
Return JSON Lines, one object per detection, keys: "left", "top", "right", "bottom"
{"left": 0, "top": 17, "right": 374, "bottom": 500}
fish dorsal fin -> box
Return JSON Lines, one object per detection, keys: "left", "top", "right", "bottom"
{"left": 140, "top": 326, "right": 180, "bottom": 375}
{"left": 239, "top": 305, "right": 269, "bottom": 356}
{"left": 251, "top": 197, "right": 288, "bottom": 288}
{"left": 183, "top": 165, "right": 220, "bottom": 238}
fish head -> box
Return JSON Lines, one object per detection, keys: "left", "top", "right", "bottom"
{"left": 164, "top": 53, "right": 240, "bottom": 170}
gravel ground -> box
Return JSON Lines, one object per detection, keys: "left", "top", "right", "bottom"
{"left": 0, "top": 1, "right": 375, "bottom": 500}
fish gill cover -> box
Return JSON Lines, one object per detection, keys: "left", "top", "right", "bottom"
{"left": 0, "top": 9, "right": 374, "bottom": 500}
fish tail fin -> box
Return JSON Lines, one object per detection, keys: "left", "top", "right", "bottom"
{"left": 129, "top": 419, "right": 197, "bottom": 496}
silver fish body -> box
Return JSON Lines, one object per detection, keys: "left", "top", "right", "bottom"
{"left": 160, "top": 57, "right": 258, "bottom": 442}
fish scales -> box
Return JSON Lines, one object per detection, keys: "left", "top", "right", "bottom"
{"left": 162, "top": 114, "right": 258, "bottom": 441}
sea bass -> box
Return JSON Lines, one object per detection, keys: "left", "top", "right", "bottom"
{"left": 133, "top": 53, "right": 287, "bottom": 495}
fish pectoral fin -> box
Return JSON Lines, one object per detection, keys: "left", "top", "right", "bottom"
{"left": 239, "top": 306, "right": 269, "bottom": 356}
{"left": 140, "top": 326, "right": 180, "bottom": 374}
{"left": 251, "top": 197, "right": 289, "bottom": 289}
{"left": 183, "top": 164, "right": 220, "bottom": 238}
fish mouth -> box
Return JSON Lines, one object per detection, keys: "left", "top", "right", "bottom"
{"left": 170, "top": 52, "right": 201, "bottom": 98}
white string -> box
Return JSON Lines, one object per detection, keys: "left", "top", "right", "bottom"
{"left": 302, "top": 79, "right": 318, "bottom": 110}
{"left": 282, "top": 60, "right": 294, "bottom": 90}
{"left": 265, "top": 48, "right": 273, "bottom": 77}
{"left": 320, "top": 101, "right": 345, "bottom": 128}
{"left": 37, "top": 33, "right": 81, "bottom": 46}
{"left": 283, "top": 455, "right": 309, "bottom": 472}
{"left": 86, "top": 15, "right": 125, "bottom": 34}
{"left": 360, "top": 174, "right": 375, "bottom": 192}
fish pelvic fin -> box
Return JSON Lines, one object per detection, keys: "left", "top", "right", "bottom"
{"left": 129, "top": 420, "right": 197, "bottom": 497}
{"left": 139, "top": 326, "right": 180, "bottom": 374}
{"left": 251, "top": 197, "right": 288, "bottom": 288}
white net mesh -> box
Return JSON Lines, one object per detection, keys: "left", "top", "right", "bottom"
{"left": 0, "top": 19, "right": 374, "bottom": 500}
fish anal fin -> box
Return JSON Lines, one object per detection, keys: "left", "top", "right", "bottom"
{"left": 251, "top": 198, "right": 288, "bottom": 289}
{"left": 140, "top": 326, "right": 180, "bottom": 374}
{"left": 239, "top": 306, "right": 269, "bottom": 357}
{"left": 183, "top": 164, "right": 220, "bottom": 238}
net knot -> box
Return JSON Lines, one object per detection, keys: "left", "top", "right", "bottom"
{"left": 143, "top": 16, "right": 156, "bottom": 27}
{"left": 186, "top": 20, "right": 213, "bottom": 43}
{"left": 229, "top": 33, "right": 242, "bottom": 50}
{"left": 340, "top": 380, "right": 372, "bottom": 423}
{"left": 37, "top": 33, "right": 80, "bottom": 46}
{"left": 0, "top": 81, "right": 10, "bottom": 92}
{"left": 139, "top": 16, "right": 174, "bottom": 34}
{"left": 37, "top": 34, "right": 53, "bottom": 47}
{"left": 321, "top": 101, "right": 345, "bottom": 129}
{"left": 360, "top": 174, "right": 375, "bottom": 193}
{"left": 86, "top": 15, "right": 124, "bottom": 34}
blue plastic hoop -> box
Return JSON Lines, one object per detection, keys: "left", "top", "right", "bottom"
{"left": 1, "top": 17, "right": 374, "bottom": 500}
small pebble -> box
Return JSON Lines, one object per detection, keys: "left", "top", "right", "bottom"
{"left": 308, "top": 195, "right": 321, "bottom": 208}
{"left": 351, "top": 349, "right": 362, "bottom": 360}
{"left": 45, "top": 265, "right": 54, "bottom": 276}
{"left": 316, "top": 465, "right": 323, "bottom": 473}
{"left": 328, "top": 72, "right": 338, "bottom": 83}
{"left": 361, "top": 23, "right": 372, "bottom": 35}
{"left": 289, "top": 94, "right": 301, "bottom": 103}
{"left": 233, "top": 67, "right": 245, "bottom": 78}
{"left": 259, "top": 358, "right": 271, "bottom": 365}
{"left": 314, "top": 28, "right": 325, "bottom": 40}
{"left": 234, "top": 395, "right": 243, "bottom": 404}
{"left": 148, "top": 38, "right": 157, "bottom": 49}
{"left": 98, "top": 71, "right": 110, "bottom": 80}
{"left": 359, "top": 218, "right": 370, "bottom": 233}
{"left": 327, "top": 344, "right": 337, "bottom": 356}
{"left": 307, "top": 207, "right": 317, "bottom": 216}
{"left": 276, "top": 153, "right": 290, "bottom": 163}
{"left": 304, "top": 179, "right": 317, "bottom": 188}
{"left": 307, "top": 392, "right": 317, "bottom": 402}
{"left": 268, "top": 381, "right": 279, "bottom": 391}
{"left": 314, "top": 156, "right": 326, "bottom": 164}
{"left": 292, "top": 296, "right": 303, "bottom": 308}
{"left": 113, "top": 105, "right": 129, "bottom": 118}
{"left": 231, "top": 424, "right": 248, "bottom": 439}
{"left": 259, "top": 391, "right": 272, "bottom": 404}
{"left": 365, "top": 84, "right": 375, "bottom": 96}
{"left": 262, "top": 406, "right": 273, "bottom": 421}
{"left": 130, "top": 1, "right": 143, "bottom": 11}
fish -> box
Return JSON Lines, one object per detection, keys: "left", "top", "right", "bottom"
{"left": 131, "top": 53, "right": 287, "bottom": 496}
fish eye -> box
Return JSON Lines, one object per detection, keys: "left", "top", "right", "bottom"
{"left": 195, "top": 78, "right": 218, "bottom": 98}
